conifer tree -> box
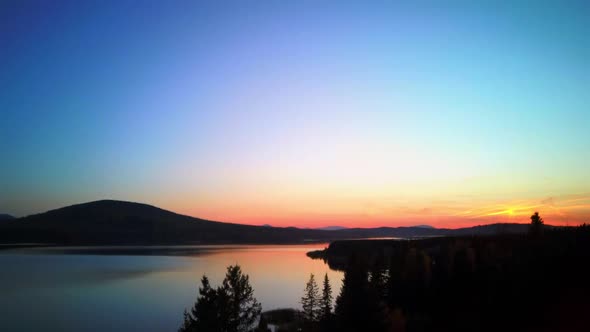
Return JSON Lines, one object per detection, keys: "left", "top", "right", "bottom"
{"left": 301, "top": 273, "right": 321, "bottom": 322}
{"left": 180, "top": 265, "right": 261, "bottom": 332}
{"left": 335, "top": 256, "right": 390, "bottom": 332}
{"left": 530, "top": 211, "right": 544, "bottom": 236}
{"left": 320, "top": 273, "right": 333, "bottom": 321}
{"left": 179, "top": 275, "right": 222, "bottom": 332}
{"left": 369, "top": 252, "right": 388, "bottom": 300}
{"left": 222, "top": 265, "right": 262, "bottom": 332}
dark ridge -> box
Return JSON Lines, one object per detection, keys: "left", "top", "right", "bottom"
{"left": 0, "top": 214, "right": 15, "bottom": 221}
{"left": 0, "top": 199, "right": 554, "bottom": 245}
{"left": 317, "top": 226, "right": 348, "bottom": 231}
{"left": 413, "top": 224, "right": 434, "bottom": 229}
{"left": 0, "top": 200, "right": 335, "bottom": 245}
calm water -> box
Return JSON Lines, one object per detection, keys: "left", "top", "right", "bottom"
{"left": 0, "top": 244, "right": 342, "bottom": 332}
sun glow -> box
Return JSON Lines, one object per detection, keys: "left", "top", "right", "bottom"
{"left": 1, "top": 1, "right": 588, "bottom": 230}
{"left": 169, "top": 193, "right": 590, "bottom": 229}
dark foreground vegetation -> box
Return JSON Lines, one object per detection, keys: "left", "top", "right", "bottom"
{"left": 181, "top": 213, "right": 589, "bottom": 332}
{"left": 180, "top": 265, "right": 262, "bottom": 332}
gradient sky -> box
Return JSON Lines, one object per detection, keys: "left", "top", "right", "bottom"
{"left": 1, "top": 0, "right": 589, "bottom": 228}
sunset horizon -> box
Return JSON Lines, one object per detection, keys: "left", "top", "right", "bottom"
{"left": 2, "top": 2, "right": 588, "bottom": 231}
{"left": 8, "top": 194, "right": 588, "bottom": 229}
{"left": 1, "top": 1, "right": 589, "bottom": 331}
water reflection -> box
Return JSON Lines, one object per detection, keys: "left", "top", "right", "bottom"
{"left": 0, "top": 244, "right": 342, "bottom": 332}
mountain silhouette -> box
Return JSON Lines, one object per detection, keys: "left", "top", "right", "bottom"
{"left": 0, "top": 200, "right": 538, "bottom": 245}
{"left": 413, "top": 224, "right": 434, "bottom": 229}
{"left": 0, "top": 200, "right": 336, "bottom": 245}
{"left": 317, "top": 226, "right": 348, "bottom": 231}
{"left": 0, "top": 214, "right": 15, "bottom": 221}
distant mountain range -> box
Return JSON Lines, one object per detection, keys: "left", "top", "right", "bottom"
{"left": 0, "top": 200, "right": 539, "bottom": 245}
{"left": 414, "top": 224, "right": 435, "bottom": 229}
{"left": 317, "top": 226, "right": 348, "bottom": 231}
{"left": 317, "top": 224, "right": 435, "bottom": 231}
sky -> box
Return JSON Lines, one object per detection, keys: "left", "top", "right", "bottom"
{"left": 1, "top": 0, "right": 589, "bottom": 228}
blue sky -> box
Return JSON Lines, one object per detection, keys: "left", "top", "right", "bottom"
{"left": 1, "top": 0, "right": 588, "bottom": 226}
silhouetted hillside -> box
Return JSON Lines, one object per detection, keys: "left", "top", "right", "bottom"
{"left": 0, "top": 214, "right": 15, "bottom": 221}
{"left": 0, "top": 200, "right": 337, "bottom": 245}
{"left": 317, "top": 226, "right": 348, "bottom": 231}
{"left": 0, "top": 200, "right": 540, "bottom": 245}
{"left": 414, "top": 224, "right": 434, "bottom": 229}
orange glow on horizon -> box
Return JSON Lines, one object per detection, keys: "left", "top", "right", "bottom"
{"left": 164, "top": 193, "right": 590, "bottom": 229}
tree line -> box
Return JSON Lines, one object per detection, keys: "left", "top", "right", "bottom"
{"left": 180, "top": 213, "right": 589, "bottom": 332}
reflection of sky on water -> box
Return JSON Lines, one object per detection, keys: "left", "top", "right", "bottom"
{"left": 0, "top": 253, "right": 185, "bottom": 290}
{"left": 0, "top": 245, "right": 341, "bottom": 332}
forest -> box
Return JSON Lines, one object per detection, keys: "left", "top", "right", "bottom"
{"left": 180, "top": 213, "right": 589, "bottom": 332}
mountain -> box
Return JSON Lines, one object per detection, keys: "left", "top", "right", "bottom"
{"left": 0, "top": 200, "right": 339, "bottom": 245}
{"left": 0, "top": 200, "right": 536, "bottom": 245}
{"left": 330, "top": 223, "right": 533, "bottom": 238}
{"left": 413, "top": 224, "right": 434, "bottom": 229}
{"left": 317, "top": 226, "right": 348, "bottom": 231}
{"left": 0, "top": 214, "right": 15, "bottom": 221}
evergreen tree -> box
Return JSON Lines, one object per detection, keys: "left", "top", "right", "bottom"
{"left": 221, "top": 265, "right": 262, "bottom": 332}
{"left": 256, "top": 314, "right": 271, "bottom": 332}
{"left": 179, "top": 310, "right": 193, "bottom": 332}
{"left": 335, "top": 257, "right": 370, "bottom": 331}
{"left": 301, "top": 273, "right": 321, "bottom": 322}
{"left": 180, "top": 265, "right": 261, "bottom": 332}
{"left": 530, "top": 211, "right": 544, "bottom": 236}
{"left": 336, "top": 256, "right": 390, "bottom": 332}
{"left": 179, "top": 275, "right": 222, "bottom": 332}
{"left": 369, "top": 252, "right": 387, "bottom": 300}
{"left": 320, "top": 273, "right": 333, "bottom": 321}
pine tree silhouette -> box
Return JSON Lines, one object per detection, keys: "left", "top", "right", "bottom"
{"left": 179, "top": 265, "right": 261, "bottom": 332}
{"left": 301, "top": 273, "right": 321, "bottom": 322}
{"left": 320, "top": 273, "right": 333, "bottom": 321}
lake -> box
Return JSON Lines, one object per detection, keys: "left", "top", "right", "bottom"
{"left": 0, "top": 244, "right": 342, "bottom": 332}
